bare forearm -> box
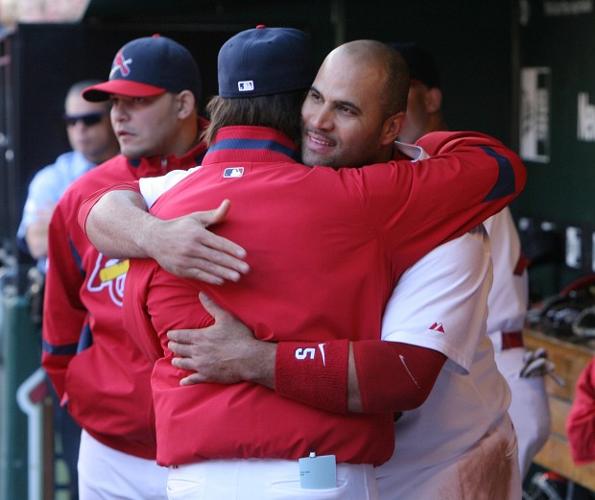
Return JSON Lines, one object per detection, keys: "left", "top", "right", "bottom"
{"left": 241, "top": 341, "right": 277, "bottom": 389}
{"left": 25, "top": 222, "right": 49, "bottom": 258}
{"left": 85, "top": 190, "right": 157, "bottom": 258}
{"left": 347, "top": 344, "right": 363, "bottom": 412}
{"left": 87, "top": 195, "right": 248, "bottom": 283}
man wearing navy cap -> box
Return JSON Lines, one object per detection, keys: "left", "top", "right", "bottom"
{"left": 82, "top": 27, "right": 525, "bottom": 498}
{"left": 42, "top": 35, "right": 209, "bottom": 499}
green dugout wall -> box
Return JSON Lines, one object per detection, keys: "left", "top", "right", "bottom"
{"left": 513, "top": 0, "right": 595, "bottom": 294}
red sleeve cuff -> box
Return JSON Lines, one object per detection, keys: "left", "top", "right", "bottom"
{"left": 276, "top": 340, "right": 349, "bottom": 414}
{"left": 77, "top": 182, "right": 141, "bottom": 235}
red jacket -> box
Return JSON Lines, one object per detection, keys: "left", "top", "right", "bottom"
{"left": 123, "top": 126, "right": 526, "bottom": 466}
{"left": 567, "top": 357, "right": 595, "bottom": 464}
{"left": 42, "top": 141, "right": 206, "bottom": 459}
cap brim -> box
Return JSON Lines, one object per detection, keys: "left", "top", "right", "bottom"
{"left": 82, "top": 80, "right": 167, "bottom": 102}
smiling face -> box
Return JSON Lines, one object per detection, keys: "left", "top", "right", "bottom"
{"left": 110, "top": 93, "right": 184, "bottom": 159}
{"left": 300, "top": 44, "right": 404, "bottom": 168}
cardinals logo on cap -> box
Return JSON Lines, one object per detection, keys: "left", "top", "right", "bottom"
{"left": 110, "top": 50, "right": 133, "bottom": 79}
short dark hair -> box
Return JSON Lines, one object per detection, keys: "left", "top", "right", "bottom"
{"left": 388, "top": 42, "right": 441, "bottom": 90}
{"left": 203, "top": 90, "right": 306, "bottom": 145}
{"left": 65, "top": 79, "right": 111, "bottom": 115}
{"left": 377, "top": 43, "right": 409, "bottom": 116}
{"left": 339, "top": 40, "right": 409, "bottom": 117}
{"left": 66, "top": 80, "right": 102, "bottom": 103}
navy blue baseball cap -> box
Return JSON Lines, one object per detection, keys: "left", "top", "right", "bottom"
{"left": 218, "top": 25, "right": 313, "bottom": 98}
{"left": 83, "top": 35, "right": 202, "bottom": 102}
{"left": 389, "top": 42, "right": 441, "bottom": 89}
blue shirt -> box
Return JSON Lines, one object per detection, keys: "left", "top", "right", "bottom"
{"left": 18, "top": 150, "right": 95, "bottom": 269}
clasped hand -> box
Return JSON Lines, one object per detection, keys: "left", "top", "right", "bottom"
{"left": 167, "top": 293, "right": 275, "bottom": 388}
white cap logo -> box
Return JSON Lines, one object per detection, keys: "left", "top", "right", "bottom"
{"left": 238, "top": 80, "right": 254, "bottom": 92}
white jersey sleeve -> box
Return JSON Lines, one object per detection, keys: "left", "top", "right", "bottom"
{"left": 381, "top": 227, "right": 493, "bottom": 374}
{"left": 139, "top": 166, "right": 201, "bottom": 208}
{"left": 483, "top": 208, "right": 529, "bottom": 338}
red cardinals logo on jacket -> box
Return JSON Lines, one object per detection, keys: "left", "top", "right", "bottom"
{"left": 109, "top": 50, "right": 132, "bottom": 78}
{"left": 86, "top": 253, "right": 129, "bottom": 307}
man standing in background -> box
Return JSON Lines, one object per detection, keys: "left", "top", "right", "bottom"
{"left": 18, "top": 79, "right": 118, "bottom": 268}
{"left": 16, "top": 79, "right": 118, "bottom": 499}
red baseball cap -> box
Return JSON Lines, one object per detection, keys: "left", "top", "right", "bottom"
{"left": 83, "top": 35, "right": 202, "bottom": 102}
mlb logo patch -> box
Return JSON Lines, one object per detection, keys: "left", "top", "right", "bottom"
{"left": 223, "top": 167, "right": 245, "bottom": 178}
{"left": 238, "top": 80, "right": 255, "bottom": 92}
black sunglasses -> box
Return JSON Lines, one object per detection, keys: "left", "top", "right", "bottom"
{"left": 63, "top": 112, "right": 105, "bottom": 127}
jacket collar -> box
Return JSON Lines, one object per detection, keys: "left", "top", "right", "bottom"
{"left": 127, "top": 116, "right": 209, "bottom": 171}
{"left": 203, "top": 126, "right": 300, "bottom": 165}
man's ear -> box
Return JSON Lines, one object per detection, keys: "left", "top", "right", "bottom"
{"left": 425, "top": 88, "right": 442, "bottom": 114}
{"left": 176, "top": 90, "right": 196, "bottom": 119}
{"left": 380, "top": 111, "right": 405, "bottom": 146}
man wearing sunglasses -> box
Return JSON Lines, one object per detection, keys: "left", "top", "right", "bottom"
{"left": 17, "top": 80, "right": 118, "bottom": 499}
{"left": 18, "top": 79, "right": 118, "bottom": 269}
